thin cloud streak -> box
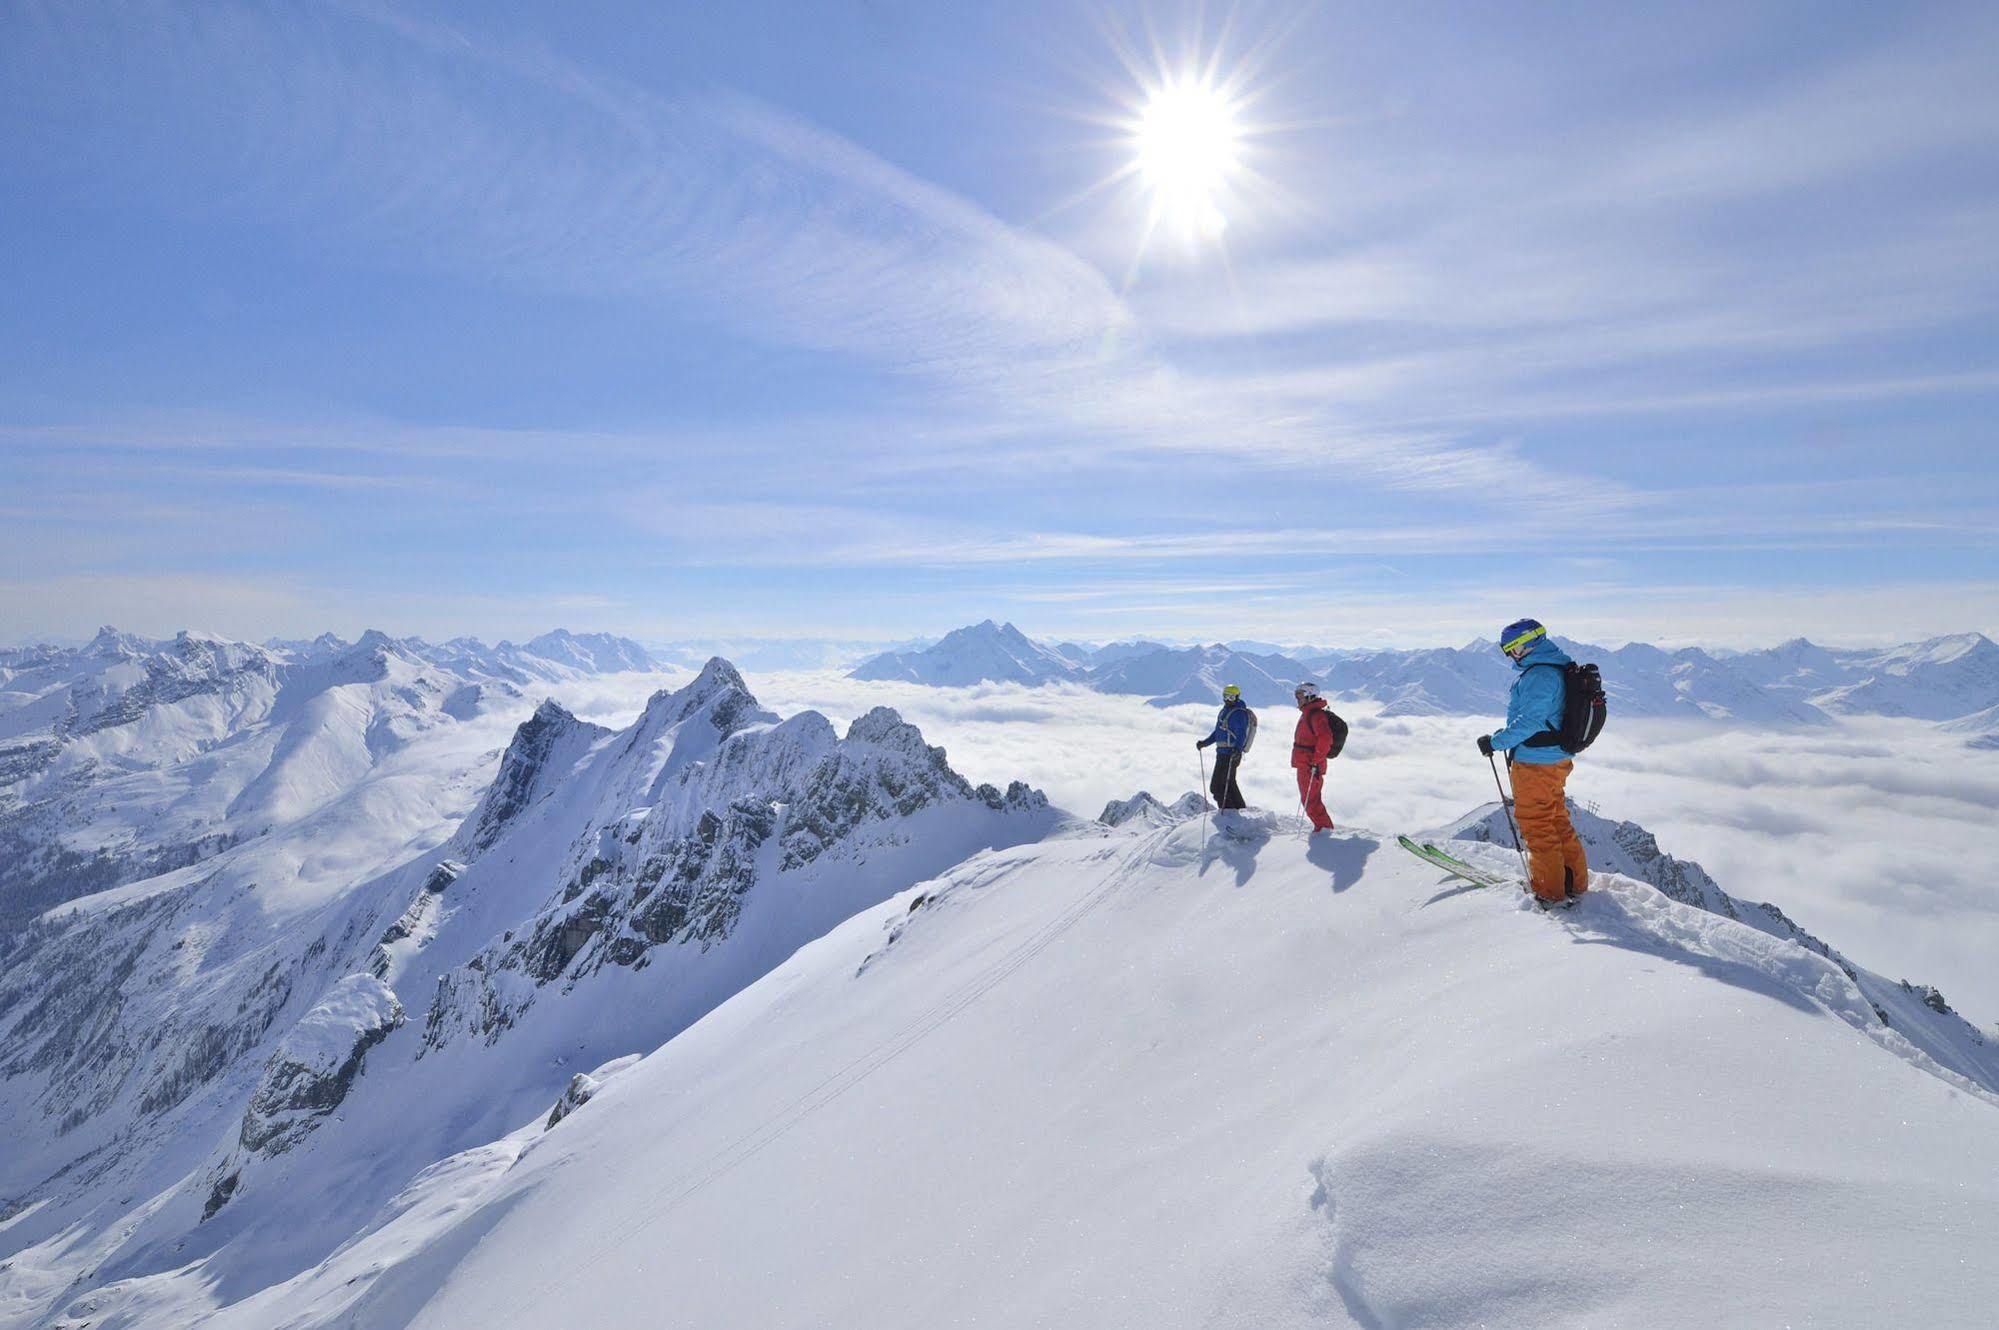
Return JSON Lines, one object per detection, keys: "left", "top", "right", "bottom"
{"left": 0, "top": 1, "right": 1617, "bottom": 502}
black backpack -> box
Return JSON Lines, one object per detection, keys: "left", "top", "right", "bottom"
{"left": 1296, "top": 707, "right": 1348, "bottom": 761}
{"left": 1522, "top": 663, "right": 1607, "bottom": 754}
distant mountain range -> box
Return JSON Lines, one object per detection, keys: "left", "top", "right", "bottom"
{"left": 0, "top": 626, "right": 655, "bottom": 925}
{"left": 850, "top": 621, "right": 1999, "bottom": 732}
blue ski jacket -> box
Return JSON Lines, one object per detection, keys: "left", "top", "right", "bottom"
{"left": 1490, "top": 638, "right": 1574, "bottom": 765}
{"left": 1201, "top": 698, "right": 1253, "bottom": 752}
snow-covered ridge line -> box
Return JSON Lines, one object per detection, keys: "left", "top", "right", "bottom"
{"left": 0, "top": 657, "right": 1056, "bottom": 1328}
{"left": 1440, "top": 801, "right": 1999, "bottom": 1099}
{"left": 81, "top": 805, "right": 1999, "bottom": 1328}
{"left": 850, "top": 620, "right": 1999, "bottom": 728}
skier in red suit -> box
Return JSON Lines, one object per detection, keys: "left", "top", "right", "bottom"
{"left": 1289, "top": 682, "right": 1346, "bottom": 834}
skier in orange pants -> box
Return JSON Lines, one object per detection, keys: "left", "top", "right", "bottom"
{"left": 1505, "top": 757, "right": 1588, "bottom": 903}
{"left": 1478, "top": 618, "right": 1590, "bottom": 904}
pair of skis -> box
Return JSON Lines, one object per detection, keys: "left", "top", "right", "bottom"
{"left": 1395, "top": 835, "right": 1576, "bottom": 910}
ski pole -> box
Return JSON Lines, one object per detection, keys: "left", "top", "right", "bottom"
{"left": 1197, "top": 747, "right": 1210, "bottom": 845}
{"left": 1488, "top": 751, "right": 1531, "bottom": 881}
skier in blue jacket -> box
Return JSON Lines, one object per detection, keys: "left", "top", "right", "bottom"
{"left": 1477, "top": 619, "right": 1590, "bottom": 903}
{"left": 1195, "top": 684, "right": 1252, "bottom": 810}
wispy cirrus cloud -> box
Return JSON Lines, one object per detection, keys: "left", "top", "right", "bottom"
{"left": 1117, "top": 7, "right": 1999, "bottom": 435}
{"left": 0, "top": 0, "right": 1615, "bottom": 504}
{"left": 3, "top": 2, "right": 1130, "bottom": 391}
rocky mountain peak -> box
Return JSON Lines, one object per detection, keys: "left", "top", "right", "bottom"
{"left": 688, "top": 655, "right": 749, "bottom": 696}
{"left": 635, "top": 657, "right": 765, "bottom": 739}
{"left": 420, "top": 688, "right": 1050, "bottom": 1056}
{"left": 88, "top": 624, "right": 146, "bottom": 657}
{"left": 845, "top": 705, "right": 939, "bottom": 758}
{"left": 467, "top": 700, "right": 613, "bottom": 854}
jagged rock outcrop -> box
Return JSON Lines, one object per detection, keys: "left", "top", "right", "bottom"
{"left": 1, "top": 646, "right": 1058, "bottom": 1327}
{"left": 206, "top": 975, "right": 405, "bottom": 1219}
{"left": 467, "top": 701, "right": 611, "bottom": 853}
{"left": 239, "top": 974, "right": 405, "bottom": 1156}
{"left": 420, "top": 668, "right": 1052, "bottom": 1052}
{"left": 543, "top": 1054, "right": 640, "bottom": 1131}
{"left": 367, "top": 860, "right": 464, "bottom": 980}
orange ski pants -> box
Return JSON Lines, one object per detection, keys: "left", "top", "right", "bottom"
{"left": 1509, "top": 759, "right": 1589, "bottom": 902}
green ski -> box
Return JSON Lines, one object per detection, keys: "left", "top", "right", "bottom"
{"left": 1396, "top": 835, "right": 1511, "bottom": 889}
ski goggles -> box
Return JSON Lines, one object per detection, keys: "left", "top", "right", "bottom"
{"left": 1501, "top": 625, "right": 1547, "bottom": 656}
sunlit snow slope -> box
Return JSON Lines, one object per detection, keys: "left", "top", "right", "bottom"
{"left": 194, "top": 813, "right": 1998, "bottom": 1330}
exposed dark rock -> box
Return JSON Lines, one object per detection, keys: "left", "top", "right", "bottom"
{"left": 236, "top": 974, "right": 405, "bottom": 1158}
{"left": 545, "top": 1072, "right": 600, "bottom": 1130}
{"left": 468, "top": 702, "right": 609, "bottom": 854}
{"left": 202, "top": 1170, "right": 239, "bottom": 1222}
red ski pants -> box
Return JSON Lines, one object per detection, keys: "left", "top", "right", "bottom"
{"left": 1295, "top": 765, "right": 1334, "bottom": 831}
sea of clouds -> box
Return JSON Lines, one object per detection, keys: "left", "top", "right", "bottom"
{"left": 547, "top": 667, "right": 1999, "bottom": 1030}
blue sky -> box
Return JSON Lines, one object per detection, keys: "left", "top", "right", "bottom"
{"left": 3, "top": 0, "right": 1996, "bottom": 648}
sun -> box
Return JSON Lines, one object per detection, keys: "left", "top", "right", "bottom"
{"left": 1131, "top": 77, "right": 1243, "bottom": 238}
{"left": 1046, "top": 23, "right": 1285, "bottom": 275}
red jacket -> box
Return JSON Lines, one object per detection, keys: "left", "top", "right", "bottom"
{"left": 1291, "top": 699, "right": 1343, "bottom": 770}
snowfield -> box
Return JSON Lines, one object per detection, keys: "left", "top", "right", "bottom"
{"left": 5, "top": 640, "right": 1999, "bottom": 1330}
{"left": 154, "top": 813, "right": 1999, "bottom": 1329}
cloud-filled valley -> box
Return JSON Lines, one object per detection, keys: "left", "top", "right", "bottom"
{"left": 550, "top": 664, "right": 1999, "bottom": 1027}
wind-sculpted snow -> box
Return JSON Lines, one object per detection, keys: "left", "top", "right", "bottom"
{"left": 7, "top": 631, "right": 1999, "bottom": 1327}
{"left": 1441, "top": 801, "right": 1999, "bottom": 1096}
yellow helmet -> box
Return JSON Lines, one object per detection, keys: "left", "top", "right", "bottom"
{"left": 1221, "top": 683, "right": 1242, "bottom": 698}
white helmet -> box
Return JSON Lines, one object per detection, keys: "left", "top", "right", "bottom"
{"left": 1293, "top": 681, "right": 1322, "bottom": 702}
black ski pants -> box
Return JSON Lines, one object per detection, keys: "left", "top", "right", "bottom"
{"left": 1209, "top": 748, "right": 1246, "bottom": 810}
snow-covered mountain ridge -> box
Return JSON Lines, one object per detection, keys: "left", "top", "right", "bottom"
{"left": 851, "top": 620, "right": 1999, "bottom": 730}
{"left": 0, "top": 660, "right": 1053, "bottom": 1328}
{"left": 32, "top": 801, "right": 1993, "bottom": 1328}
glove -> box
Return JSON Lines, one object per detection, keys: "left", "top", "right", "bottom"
{"left": 1477, "top": 735, "right": 1495, "bottom": 757}
{"left": 1196, "top": 738, "right": 1211, "bottom": 749}
{"left": 1313, "top": 764, "right": 1325, "bottom": 778}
